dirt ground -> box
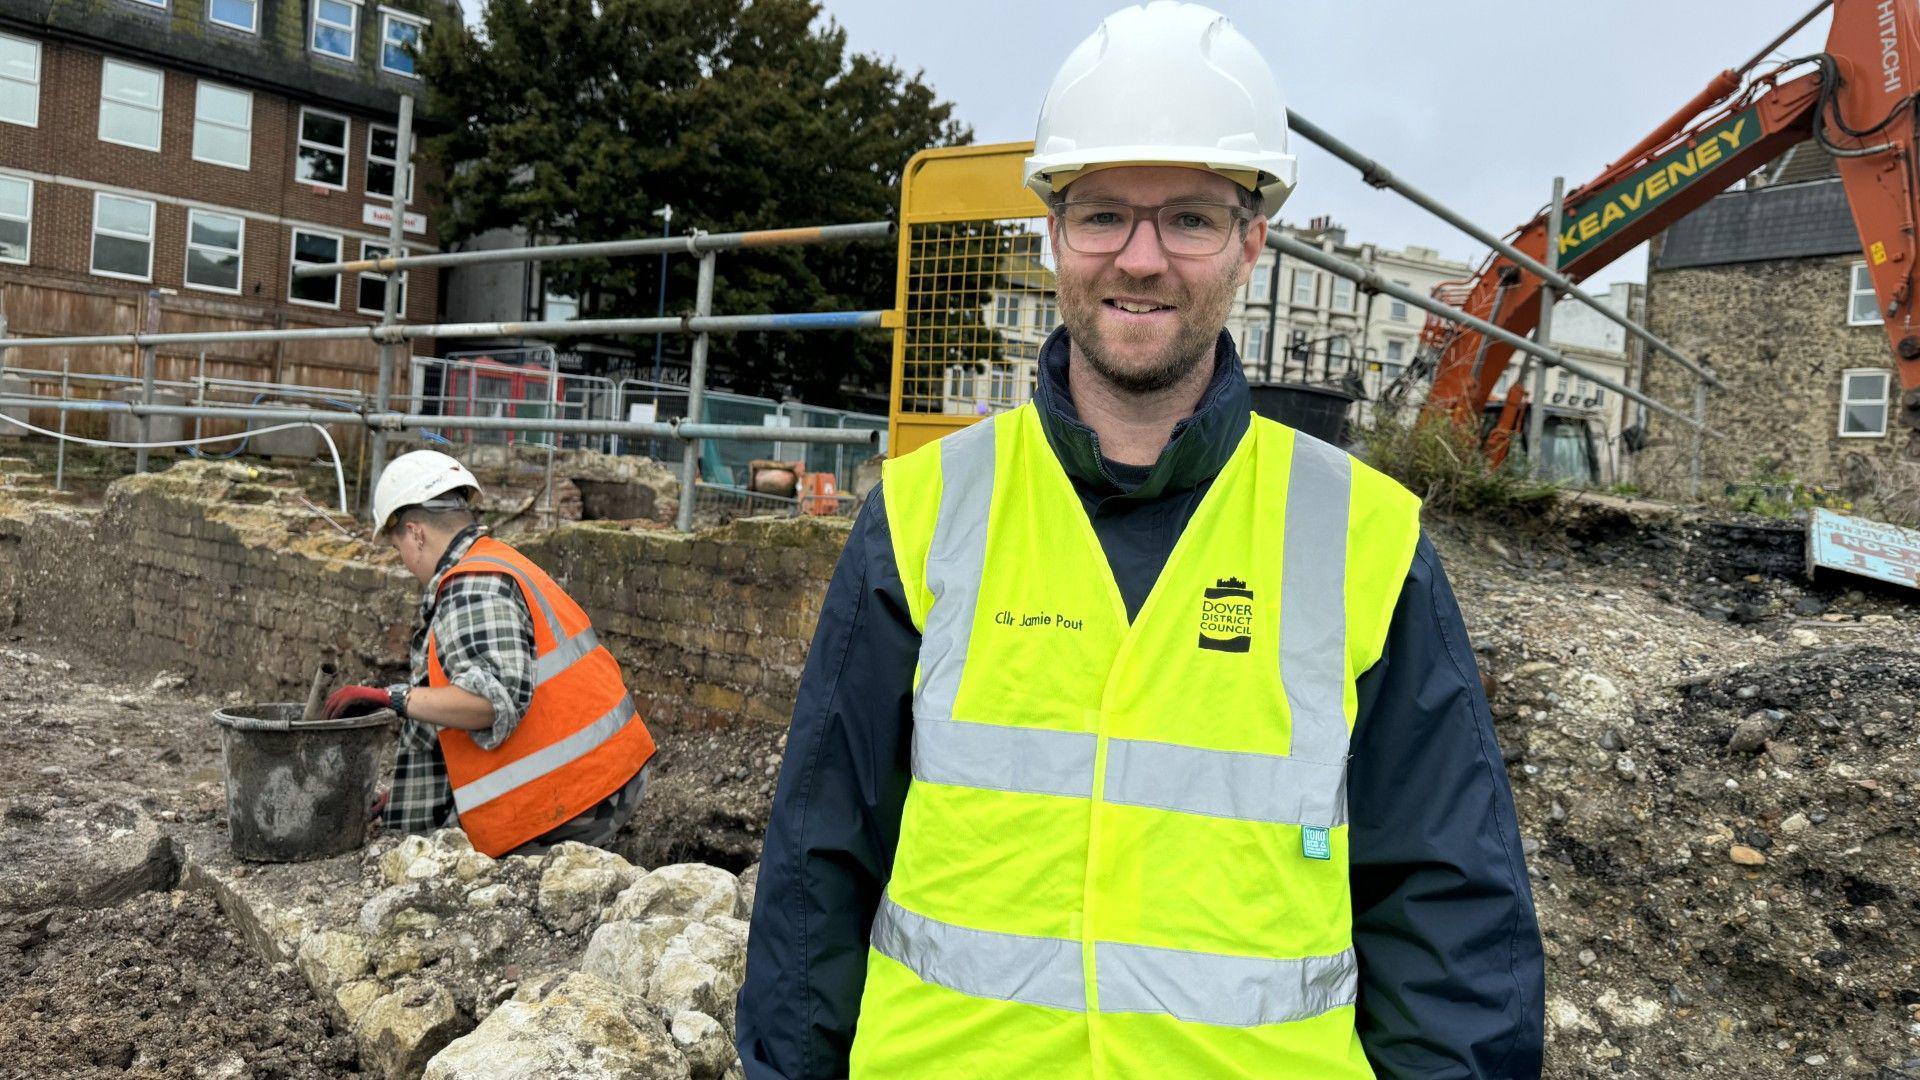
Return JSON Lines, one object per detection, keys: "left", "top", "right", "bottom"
{"left": 0, "top": 891, "right": 362, "bottom": 1080}
{"left": 2, "top": 491, "right": 1917, "bottom": 1077}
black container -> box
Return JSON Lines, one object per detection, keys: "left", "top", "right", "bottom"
{"left": 213, "top": 703, "right": 395, "bottom": 862}
{"left": 1247, "top": 381, "right": 1358, "bottom": 445}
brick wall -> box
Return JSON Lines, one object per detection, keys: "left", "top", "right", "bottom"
{"left": 0, "top": 462, "right": 849, "bottom": 726}
{"left": 1642, "top": 250, "right": 1918, "bottom": 512}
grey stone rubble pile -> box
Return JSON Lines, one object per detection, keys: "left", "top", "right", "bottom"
{"left": 286, "top": 828, "right": 756, "bottom": 1079}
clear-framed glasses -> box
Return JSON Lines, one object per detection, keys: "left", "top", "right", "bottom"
{"left": 1053, "top": 200, "right": 1252, "bottom": 258}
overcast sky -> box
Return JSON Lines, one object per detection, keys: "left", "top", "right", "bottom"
{"left": 455, "top": 1, "right": 1834, "bottom": 287}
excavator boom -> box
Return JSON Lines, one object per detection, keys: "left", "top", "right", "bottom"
{"left": 1421, "top": 0, "right": 1920, "bottom": 452}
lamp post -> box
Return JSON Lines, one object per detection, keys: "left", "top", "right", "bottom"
{"left": 650, "top": 204, "right": 673, "bottom": 383}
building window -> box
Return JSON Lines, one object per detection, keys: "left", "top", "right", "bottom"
{"left": 1848, "top": 262, "right": 1883, "bottom": 326}
{"left": 990, "top": 362, "right": 1015, "bottom": 403}
{"left": 295, "top": 108, "right": 350, "bottom": 189}
{"left": 948, "top": 364, "right": 977, "bottom": 401}
{"left": 127, "top": 0, "right": 167, "bottom": 9}
{"left": 357, "top": 241, "right": 407, "bottom": 315}
{"left": 1330, "top": 276, "right": 1356, "bottom": 313}
{"left": 1245, "top": 323, "right": 1266, "bottom": 364}
{"left": 192, "top": 81, "right": 252, "bottom": 169}
{"left": 1385, "top": 339, "right": 1404, "bottom": 363}
{"left": 99, "top": 59, "right": 164, "bottom": 151}
{"left": 1249, "top": 262, "right": 1271, "bottom": 298}
{"left": 993, "top": 292, "right": 1017, "bottom": 328}
{"left": 311, "top": 0, "right": 360, "bottom": 61}
{"left": 380, "top": 10, "right": 425, "bottom": 77}
{"left": 90, "top": 193, "right": 154, "bottom": 281}
{"left": 184, "top": 209, "right": 244, "bottom": 294}
{"left": 0, "top": 175, "right": 29, "bottom": 264}
{"left": 1328, "top": 336, "right": 1351, "bottom": 362}
{"left": 1840, "top": 369, "right": 1891, "bottom": 436}
{"left": 289, "top": 228, "right": 342, "bottom": 307}
{"left": 209, "top": 0, "right": 258, "bottom": 32}
{"left": 542, "top": 288, "right": 577, "bottom": 321}
{"left": 1389, "top": 281, "right": 1410, "bottom": 320}
{"left": 1291, "top": 269, "right": 1317, "bottom": 307}
{"left": 366, "top": 124, "right": 415, "bottom": 201}
{"left": 1035, "top": 297, "right": 1058, "bottom": 334}
{"left": 0, "top": 33, "right": 39, "bottom": 128}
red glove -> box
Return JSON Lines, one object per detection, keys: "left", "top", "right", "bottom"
{"left": 324, "top": 685, "right": 391, "bottom": 719}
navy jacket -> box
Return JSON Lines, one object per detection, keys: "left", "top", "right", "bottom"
{"left": 737, "top": 329, "right": 1545, "bottom": 1079}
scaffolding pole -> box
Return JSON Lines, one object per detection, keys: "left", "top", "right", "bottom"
{"left": 1528, "top": 178, "right": 1565, "bottom": 479}
{"left": 369, "top": 93, "right": 414, "bottom": 518}
{"left": 1268, "top": 233, "right": 1719, "bottom": 436}
{"left": 1286, "top": 108, "right": 1722, "bottom": 389}
{"left": 677, "top": 251, "right": 717, "bottom": 532}
{"left": 0, "top": 395, "right": 881, "bottom": 445}
{"left": 293, "top": 221, "right": 895, "bottom": 278}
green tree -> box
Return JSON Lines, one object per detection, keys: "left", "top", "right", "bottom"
{"left": 419, "top": 0, "right": 970, "bottom": 406}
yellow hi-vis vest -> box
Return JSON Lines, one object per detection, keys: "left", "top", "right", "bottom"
{"left": 850, "top": 404, "right": 1422, "bottom": 1078}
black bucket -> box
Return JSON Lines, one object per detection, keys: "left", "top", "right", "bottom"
{"left": 1247, "top": 381, "right": 1358, "bottom": 446}
{"left": 213, "top": 703, "right": 396, "bottom": 862}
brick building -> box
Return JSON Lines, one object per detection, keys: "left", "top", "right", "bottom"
{"left": 1641, "top": 143, "right": 1917, "bottom": 510}
{"left": 0, "top": 0, "right": 452, "bottom": 440}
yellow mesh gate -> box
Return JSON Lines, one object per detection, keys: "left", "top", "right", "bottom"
{"left": 888, "top": 141, "right": 1050, "bottom": 457}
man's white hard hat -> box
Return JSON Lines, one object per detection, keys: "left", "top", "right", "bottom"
{"left": 371, "top": 449, "right": 482, "bottom": 535}
{"left": 1023, "top": 1, "right": 1297, "bottom": 214}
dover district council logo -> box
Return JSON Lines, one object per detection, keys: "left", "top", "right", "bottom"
{"left": 1198, "top": 577, "right": 1254, "bottom": 653}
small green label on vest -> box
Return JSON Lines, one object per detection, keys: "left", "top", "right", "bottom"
{"left": 1302, "top": 826, "right": 1331, "bottom": 860}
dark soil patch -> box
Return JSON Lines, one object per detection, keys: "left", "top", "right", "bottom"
{"left": 0, "top": 890, "right": 361, "bottom": 1079}
{"left": 615, "top": 718, "right": 784, "bottom": 873}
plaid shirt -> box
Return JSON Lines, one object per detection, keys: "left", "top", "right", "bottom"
{"left": 384, "top": 524, "right": 537, "bottom": 835}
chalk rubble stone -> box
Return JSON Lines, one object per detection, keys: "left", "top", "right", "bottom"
{"left": 336, "top": 979, "right": 388, "bottom": 1028}
{"left": 452, "top": 850, "right": 495, "bottom": 883}
{"left": 296, "top": 929, "right": 372, "bottom": 999}
{"left": 668, "top": 920, "right": 749, "bottom": 987}
{"left": 734, "top": 864, "right": 759, "bottom": 920}
{"left": 423, "top": 972, "right": 691, "bottom": 1080}
{"left": 431, "top": 828, "right": 475, "bottom": 854}
{"left": 360, "top": 884, "right": 422, "bottom": 936}
{"left": 466, "top": 883, "right": 511, "bottom": 910}
{"left": 646, "top": 951, "right": 736, "bottom": 1029}
{"left": 355, "top": 980, "right": 469, "bottom": 1080}
{"left": 538, "top": 841, "right": 642, "bottom": 932}
{"left": 671, "top": 1010, "right": 734, "bottom": 1080}
{"left": 581, "top": 916, "right": 695, "bottom": 997}
{"left": 381, "top": 836, "right": 436, "bottom": 886}
{"left": 608, "top": 863, "right": 740, "bottom": 925}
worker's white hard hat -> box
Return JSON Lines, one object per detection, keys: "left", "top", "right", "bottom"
{"left": 1024, "top": 1, "right": 1297, "bottom": 214}
{"left": 371, "top": 450, "right": 482, "bottom": 536}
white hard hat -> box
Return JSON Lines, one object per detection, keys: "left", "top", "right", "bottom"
{"left": 371, "top": 450, "right": 482, "bottom": 535}
{"left": 1024, "top": 2, "right": 1297, "bottom": 214}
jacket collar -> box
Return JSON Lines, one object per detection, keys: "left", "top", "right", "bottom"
{"left": 1031, "top": 326, "right": 1252, "bottom": 500}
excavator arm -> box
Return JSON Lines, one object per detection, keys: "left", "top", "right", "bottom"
{"left": 1420, "top": 0, "right": 1920, "bottom": 456}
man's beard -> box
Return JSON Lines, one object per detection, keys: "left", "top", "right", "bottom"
{"left": 1055, "top": 261, "right": 1240, "bottom": 395}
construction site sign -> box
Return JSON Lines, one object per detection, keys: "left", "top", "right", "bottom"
{"left": 1807, "top": 507, "right": 1920, "bottom": 590}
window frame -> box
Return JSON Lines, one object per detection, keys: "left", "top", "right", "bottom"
{"left": 1385, "top": 339, "right": 1404, "bottom": 363}
{"left": 310, "top": 0, "right": 361, "bottom": 62}
{"left": 126, "top": 0, "right": 167, "bottom": 9}
{"left": 294, "top": 106, "right": 351, "bottom": 191}
{"left": 1249, "top": 262, "right": 1272, "bottom": 299}
{"left": 207, "top": 0, "right": 258, "bottom": 33}
{"left": 1389, "top": 281, "right": 1411, "bottom": 321}
{"left": 191, "top": 80, "right": 253, "bottom": 170}
{"left": 98, "top": 58, "right": 165, "bottom": 153}
{"left": 1290, "top": 269, "right": 1317, "bottom": 307}
{"left": 89, "top": 191, "right": 156, "bottom": 282}
{"left": 288, "top": 227, "right": 344, "bottom": 309}
{"left": 1839, "top": 368, "right": 1892, "bottom": 438}
{"left": 0, "top": 32, "right": 40, "bottom": 129}
{"left": 993, "top": 292, "right": 1017, "bottom": 329}
{"left": 1245, "top": 323, "right": 1266, "bottom": 363}
{"left": 182, "top": 208, "right": 246, "bottom": 296}
{"left": 1848, "top": 261, "right": 1883, "bottom": 326}
{"left": 0, "top": 174, "right": 30, "bottom": 265}
{"left": 1330, "top": 275, "right": 1357, "bottom": 314}
{"left": 378, "top": 8, "right": 426, "bottom": 78}
{"left": 365, "top": 123, "right": 416, "bottom": 203}
{"left": 357, "top": 240, "right": 407, "bottom": 316}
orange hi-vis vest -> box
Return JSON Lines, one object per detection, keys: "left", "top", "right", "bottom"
{"left": 426, "top": 536, "right": 656, "bottom": 857}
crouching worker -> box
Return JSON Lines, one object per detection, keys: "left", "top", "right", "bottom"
{"left": 325, "top": 449, "right": 656, "bottom": 858}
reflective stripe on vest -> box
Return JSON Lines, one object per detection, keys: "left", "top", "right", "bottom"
{"left": 440, "top": 553, "right": 638, "bottom": 812}
{"left": 871, "top": 895, "right": 1358, "bottom": 1027}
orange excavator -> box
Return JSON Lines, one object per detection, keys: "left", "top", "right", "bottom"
{"left": 1417, "top": 0, "right": 1920, "bottom": 463}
